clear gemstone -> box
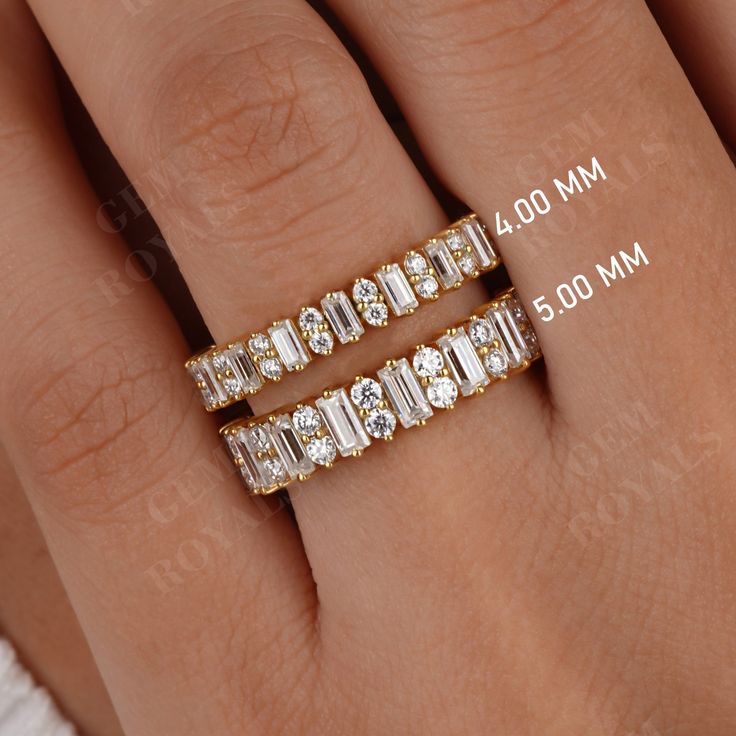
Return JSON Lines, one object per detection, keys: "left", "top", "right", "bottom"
{"left": 375, "top": 264, "right": 418, "bottom": 316}
{"left": 350, "top": 378, "right": 382, "bottom": 409}
{"left": 352, "top": 278, "right": 378, "bottom": 304}
{"left": 426, "top": 377, "right": 458, "bottom": 409}
{"left": 308, "top": 331, "right": 334, "bottom": 355}
{"left": 292, "top": 405, "right": 322, "bottom": 436}
{"left": 223, "top": 377, "right": 240, "bottom": 396}
{"left": 263, "top": 457, "right": 286, "bottom": 485}
{"left": 298, "top": 307, "right": 324, "bottom": 333}
{"left": 249, "top": 333, "right": 270, "bottom": 356}
{"left": 484, "top": 348, "right": 509, "bottom": 378}
{"left": 250, "top": 425, "right": 271, "bottom": 451}
{"left": 404, "top": 252, "right": 428, "bottom": 276}
{"left": 188, "top": 357, "right": 227, "bottom": 407}
{"left": 509, "top": 300, "right": 527, "bottom": 323}
{"left": 446, "top": 229, "right": 465, "bottom": 251}
{"left": 424, "top": 240, "right": 462, "bottom": 289}
{"left": 415, "top": 275, "right": 439, "bottom": 299}
{"left": 437, "top": 329, "right": 490, "bottom": 396}
{"left": 486, "top": 303, "right": 532, "bottom": 368}
{"left": 321, "top": 292, "right": 364, "bottom": 344}
{"left": 469, "top": 318, "right": 494, "bottom": 347}
{"left": 316, "top": 389, "right": 371, "bottom": 457}
{"left": 222, "top": 343, "right": 262, "bottom": 394}
{"left": 363, "top": 302, "right": 388, "bottom": 327}
{"left": 378, "top": 358, "right": 433, "bottom": 428}
{"left": 364, "top": 409, "right": 396, "bottom": 439}
{"left": 457, "top": 253, "right": 476, "bottom": 276}
{"left": 224, "top": 427, "right": 273, "bottom": 493}
{"left": 306, "top": 436, "right": 336, "bottom": 466}
{"left": 269, "top": 319, "right": 310, "bottom": 371}
{"left": 271, "top": 415, "right": 315, "bottom": 479}
{"left": 523, "top": 328, "right": 540, "bottom": 356}
{"left": 212, "top": 353, "right": 228, "bottom": 373}
{"left": 412, "top": 347, "right": 444, "bottom": 377}
{"left": 461, "top": 218, "right": 497, "bottom": 270}
{"left": 259, "top": 357, "right": 283, "bottom": 380}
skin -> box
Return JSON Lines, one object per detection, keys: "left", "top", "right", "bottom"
{"left": 0, "top": 0, "right": 735, "bottom": 733}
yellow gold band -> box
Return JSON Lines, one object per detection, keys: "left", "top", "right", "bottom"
{"left": 220, "top": 288, "right": 540, "bottom": 495}
{"left": 186, "top": 213, "right": 500, "bottom": 411}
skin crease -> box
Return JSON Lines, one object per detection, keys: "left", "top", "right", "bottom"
{"left": 0, "top": 1, "right": 734, "bottom": 736}
{"left": 0, "top": 445, "right": 123, "bottom": 735}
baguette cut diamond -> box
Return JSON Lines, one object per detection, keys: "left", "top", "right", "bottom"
{"left": 321, "top": 292, "right": 364, "bottom": 344}
{"left": 438, "top": 329, "right": 489, "bottom": 396}
{"left": 461, "top": 218, "right": 497, "bottom": 269}
{"left": 486, "top": 303, "right": 532, "bottom": 368}
{"left": 269, "top": 320, "right": 310, "bottom": 371}
{"left": 272, "top": 415, "right": 315, "bottom": 479}
{"left": 424, "top": 240, "right": 462, "bottom": 289}
{"left": 316, "top": 389, "right": 371, "bottom": 457}
{"left": 378, "top": 358, "right": 433, "bottom": 428}
{"left": 375, "top": 264, "right": 418, "bottom": 316}
{"left": 224, "top": 427, "right": 272, "bottom": 493}
{"left": 188, "top": 358, "right": 228, "bottom": 407}
{"left": 223, "top": 343, "right": 262, "bottom": 394}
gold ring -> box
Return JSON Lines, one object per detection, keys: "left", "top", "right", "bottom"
{"left": 220, "top": 288, "right": 540, "bottom": 494}
{"left": 186, "top": 213, "right": 500, "bottom": 411}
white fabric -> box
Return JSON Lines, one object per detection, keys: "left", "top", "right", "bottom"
{"left": 0, "top": 639, "right": 76, "bottom": 736}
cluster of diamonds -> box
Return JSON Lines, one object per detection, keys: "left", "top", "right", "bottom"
{"left": 187, "top": 214, "right": 499, "bottom": 411}
{"left": 221, "top": 289, "right": 541, "bottom": 494}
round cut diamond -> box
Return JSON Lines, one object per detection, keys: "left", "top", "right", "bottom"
{"left": 364, "top": 409, "right": 396, "bottom": 439}
{"left": 350, "top": 378, "right": 382, "bottom": 409}
{"left": 363, "top": 302, "right": 388, "bottom": 327}
{"left": 446, "top": 230, "right": 465, "bottom": 251}
{"left": 524, "top": 329, "right": 539, "bottom": 352}
{"left": 298, "top": 307, "right": 324, "bottom": 332}
{"left": 292, "top": 406, "right": 322, "bottom": 436}
{"left": 511, "top": 301, "right": 527, "bottom": 322}
{"left": 404, "top": 252, "right": 428, "bottom": 275}
{"left": 415, "top": 275, "right": 439, "bottom": 299}
{"left": 484, "top": 348, "right": 509, "bottom": 378}
{"left": 308, "top": 331, "right": 334, "bottom": 355}
{"left": 250, "top": 425, "right": 271, "bottom": 451}
{"left": 249, "top": 333, "right": 270, "bottom": 356}
{"left": 306, "top": 436, "right": 336, "bottom": 465}
{"left": 223, "top": 377, "right": 241, "bottom": 396}
{"left": 352, "top": 278, "right": 378, "bottom": 304}
{"left": 259, "top": 357, "right": 282, "bottom": 380}
{"left": 469, "top": 318, "right": 494, "bottom": 347}
{"left": 457, "top": 253, "right": 476, "bottom": 276}
{"left": 263, "top": 458, "right": 286, "bottom": 484}
{"left": 412, "top": 347, "right": 444, "bottom": 377}
{"left": 212, "top": 353, "right": 227, "bottom": 372}
{"left": 426, "top": 377, "right": 457, "bottom": 408}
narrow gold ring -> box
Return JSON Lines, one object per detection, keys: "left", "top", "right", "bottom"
{"left": 186, "top": 213, "right": 500, "bottom": 411}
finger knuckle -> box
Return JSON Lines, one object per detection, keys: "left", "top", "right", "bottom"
{"left": 12, "top": 330, "right": 183, "bottom": 525}
{"left": 386, "top": 0, "right": 618, "bottom": 83}
{"left": 148, "top": 13, "right": 373, "bottom": 244}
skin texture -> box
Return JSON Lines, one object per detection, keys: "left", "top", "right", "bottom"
{"left": 0, "top": 0, "right": 734, "bottom": 734}
{"left": 0, "top": 444, "right": 123, "bottom": 735}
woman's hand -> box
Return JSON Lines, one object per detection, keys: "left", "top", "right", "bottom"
{"left": 0, "top": 0, "right": 734, "bottom": 733}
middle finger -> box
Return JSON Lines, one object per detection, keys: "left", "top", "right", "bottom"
{"left": 28, "top": 0, "right": 548, "bottom": 630}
